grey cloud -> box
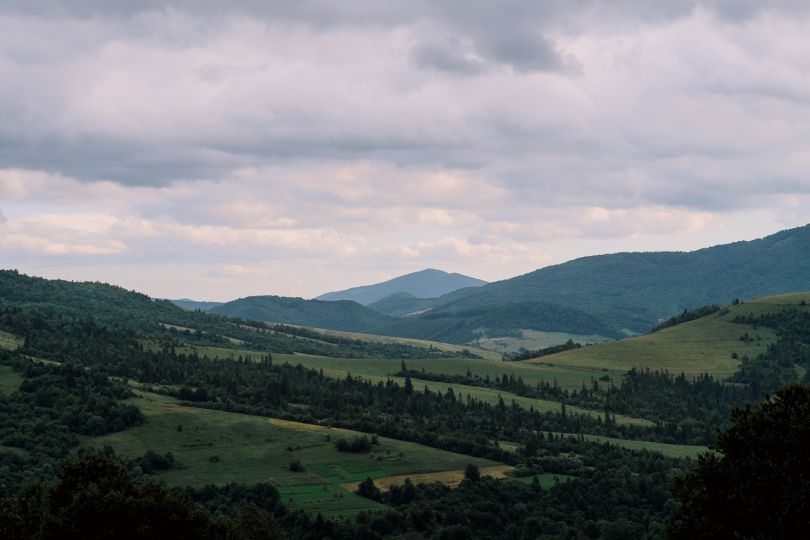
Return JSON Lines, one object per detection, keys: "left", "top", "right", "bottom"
{"left": 412, "top": 38, "right": 485, "bottom": 75}
{"left": 478, "top": 31, "right": 566, "bottom": 72}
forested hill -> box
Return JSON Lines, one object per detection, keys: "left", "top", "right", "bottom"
{"left": 210, "top": 295, "right": 396, "bottom": 332}
{"left": 315, "top": 268, "right": 486, "bottom": 305}
{"left": 170, "top": 298, "right": 223, "bottom": 311}
{"left": 418, "top": 224, "right": 810, "bottom": 333}
{"left": 0, "top": 270, "right": 464, "bottom": 358}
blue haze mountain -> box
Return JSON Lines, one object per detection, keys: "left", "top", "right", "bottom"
{"left": 314, "top": 268, "right": 487, "bottom": 306}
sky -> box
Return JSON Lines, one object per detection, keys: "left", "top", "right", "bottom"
{"left": 1, "top": 1, "right": 810, "bottom": 301}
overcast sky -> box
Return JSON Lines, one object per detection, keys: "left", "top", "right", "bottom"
{"left": 1, "top": 1, "right": 809, "bottom": 300}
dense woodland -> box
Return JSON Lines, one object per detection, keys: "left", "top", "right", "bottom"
{"left": 396, "top": 364, "right": 750, "bottom": 445}
{"left": 1, "top": 272, "right": 809, "bottom": 538}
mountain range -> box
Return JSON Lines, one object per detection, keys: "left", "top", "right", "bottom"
{"left": 314, "top": 268, "right": 487, "bottom": 305}
{"left": 12, "top": 223, "right": 810, "bottom": 346}
{"left": 207, "top": 224, "right": 810, "bottom": 343}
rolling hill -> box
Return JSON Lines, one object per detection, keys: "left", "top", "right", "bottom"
{"left": 522, "top": 292, "right": 810, "bottom": 378}
{"left": 211, "top": 294, "right": 618, "bottom": 344}
{"left": 406, "top": 224, "right": 810, "bottom": 333}
{"left": 0, "top": 270, "right": 463, "bottom": 358}
{"left": 170, "top": 298, "right": 223, "bottom": 311}
{"left": 315, "top": 268, "right": 486, "bottom": 305}
{"left": 210, "top": 295, "right": 396, "bottom": 332}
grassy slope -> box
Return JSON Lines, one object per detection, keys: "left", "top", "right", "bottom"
{"left": 523, "top": 300, "right": 785, "bottom": 378}
{"left": 0, "top": 365, "right": 24, "bottom": 395}
{"left": 294, "top": 327, "right": 504, "bottom": 361}
{"left": 210, "top": 296, "right": 395, "bottom": 333}
{"left": 472, "top": 329, "right": 611, "bottom": 354}
{"left": 171, "top": 343, "right": 621, "bottom": 393}
{"left": 86, "top": 391, "right": 500, "bottom": 517}
{"left": 166, "top": 344, "right": 649, "bottom": 426}
{"left": 0, "top": 330, "right": 23, "bottom": 351}
{"left": 571, "top": 434, "right": 708, "bottom": 459}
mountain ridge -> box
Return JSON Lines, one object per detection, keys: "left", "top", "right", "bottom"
{"left": 414, "top": 224, "right": 810, "bottom": 332}
{"left": 315, "top": 268, "right": 487, "bottom": 305}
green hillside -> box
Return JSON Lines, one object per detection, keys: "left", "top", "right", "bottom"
{"left": 417, "top": 224, "right": 810, "bottom": 333}
{"left": 86, "top": 391, "right": 499, "bottom": 517}
{"left": 369, "top": 301, "right": 623, "bottom": 344}
{"left": 523, "top": 294, "right": 810, "bottom": 378}
{"left": 367, "top": 292, "right": 436, "bottom": 316}
{"left": 210, "top": 292, "right": 617, "bottom": 345}
{"left": 211, "top": 295, "right": 395, "bottom": 332}
{"left": 0, "top": 270, "right": 464, "bottom": 359}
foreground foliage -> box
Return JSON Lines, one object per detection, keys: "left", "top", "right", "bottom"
{"left": 667, "top": 384, "right": 810, "bottom": 539}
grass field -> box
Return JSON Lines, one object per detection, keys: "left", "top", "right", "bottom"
{"left": 0, "top": 330, "right": 23, "bottom": 351}
{"left": 499, "top": 433, "right": 707, "bottom": 459}
{"left": 509, "top": 473, "right": 574, "bottom": 489}
{"left": 524, "top": 301, "right": 783, "bottom": 379}
{"left": 572, "top": 433, "right": 708, "bottom": 458}
{"left": 473, "top": 329, "right": 611, "bottom": 354}
{"left": 296, "top": 326, "right": 503, "bottom": 361}
{"left": 162, "top": 345, "right": 649, "bottom": 426}
{"left": 86, "top": 391, "right": 500, "bottom": 517}
{"left": 0, "top": 364, "right": 23, "bottom": 395}
{"left": 341, "top": 465, "right": 513, "bottom": 492}
{"left": 270, "top": 355, "right": 650, "bottom": 426}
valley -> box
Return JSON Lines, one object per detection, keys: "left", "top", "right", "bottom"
{"left": 2, "top": 247, "right": 810, "bottom": 538}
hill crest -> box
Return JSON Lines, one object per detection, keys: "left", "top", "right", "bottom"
{"left": 315, "top": 268, "right": 487, "bottom": 306}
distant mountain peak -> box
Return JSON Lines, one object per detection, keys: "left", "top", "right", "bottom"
{"left": 315, "top": 268, "right": 487, "bottom": 306}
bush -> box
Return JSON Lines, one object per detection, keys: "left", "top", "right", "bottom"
{"left": 335, "top": 436, "right": 372, "bottom": 453}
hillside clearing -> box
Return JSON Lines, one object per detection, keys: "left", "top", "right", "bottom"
{"left": 525, "top": 302, "right": 780, "bottom": 379}
{"left": 340, "top": 465, "right": 514, "bottom": 492}
{"left": 0, "top": 330, "right": 23, "bottom": 351}
{"left": 0, "top": 364, "right": 23, "bottom": 395}
{"left": 85, "top": 391, "right": 499, "bottom": 517}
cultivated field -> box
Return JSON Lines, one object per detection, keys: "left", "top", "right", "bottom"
{"left": 340, "top": 465, "right": 514, "bottom": 492}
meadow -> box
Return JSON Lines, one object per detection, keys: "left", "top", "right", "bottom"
{"left": 0, "top": 364, "right": 23, "bottom": 395}
{"left": 169, "top": 344, "right": 651, "bottom": 426}
{"left": 524, "top": 302, "right": 782, "bottom": 379}
{"left": 86, "top": 391, "right": 501, "bottom": 517}
{"left": 0, "top": 330, "right": 22, "bottom": 351}
{"left": 296, "top": 326, "right": 503, "bottom": 360}
{"left": 472, "top": 329, "right": 611, "bottom": 354}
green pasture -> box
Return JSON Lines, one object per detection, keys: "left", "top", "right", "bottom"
{"left": 160, "top": 345, "right": 649, "bottom": 427}
{"left": 0, "top": 330, "right": 23, "bottom": 351}
{"left": 509, "top": 473, "right": 574, "bottom": 489}
{"left": 0, "top": 364, "right": 23, "bottom": 395}
{"left": 526, "top": 302, "right": 780, "bottom": 379}
{"left": 272, "top": 355, "right": 650, "bottom": 426}
{"left": 574, "top": 433, "right": 708, "bottom": 458}
{"left": 294, "top": 326, "right": 503, "bottom": 361}
{"left": 473, "top": 329, "right": 610, "bottom": 354}
{"left": 86, "top": 391, "right": 498, "bottom": 517}
{"left": 501, "top": 433, "right": 707, "bottom": 459}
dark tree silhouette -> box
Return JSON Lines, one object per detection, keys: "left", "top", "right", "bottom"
{"left": 667, "top": 384, "right": 810, "bottom": 539}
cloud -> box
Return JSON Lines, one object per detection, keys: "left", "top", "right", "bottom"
{"left": 411, "top": 37, "right": 486, "bottom": 75}
{"left": 477, "top": 30, "right": 568, "bottom": 73}
{"left": 2, "top": 3, "right": 810, "bottom": 298}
